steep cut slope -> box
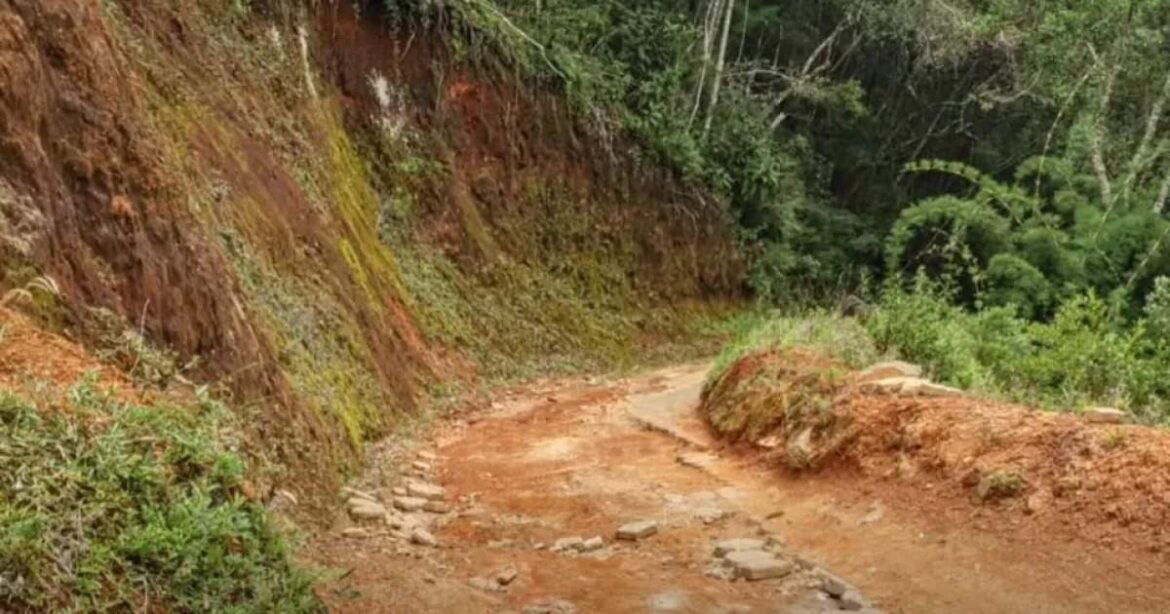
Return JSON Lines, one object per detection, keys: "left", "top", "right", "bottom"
{"left": 0, "top": 0, "right": 740, "bottom": 514}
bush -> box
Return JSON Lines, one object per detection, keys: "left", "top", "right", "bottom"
{"left": 862, "top": 279, "right": 1170, "bottom": 421}
{"left": 0, "top": 380, "right": 320, "bottom": 612}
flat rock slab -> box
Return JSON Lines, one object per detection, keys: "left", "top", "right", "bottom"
{"left": 552, "top": 537, "right": 584, "bottom": 552}
{"left": 347, "top": 498, "right": 388, "bottom": 520}
{"left": 860, "top": 377, "right": 961, "bottom": 397}
{"left": 713, "top": 538, "right": 766, "bottom": 557}
{"left": 725, "top": 550, "right": 796, "bottom": 581}
{"left": 616, "top": 520, "right": 659, "bottom": 540}
{"left": 676, "top": 452, "right": 717, "bottom": 470}
{"left": 407, "top": 481, "right": 447, "bottom": 501}
{"left": 342, "top": 487, "right": 379, "bottom": 502}
{"left": 858, "top": 361, "right": 922, "bottom": 382}
{"left": 393, "top": 496, "right": 428, "bottom": 512}
{"left": 423, "top": 501, "right": 451, "bottom": 514}
{"left": 1083, "top": 407, "right": 1130, "bottom": 424}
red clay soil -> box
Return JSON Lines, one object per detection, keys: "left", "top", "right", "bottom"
{"left": 0, "top": 308, "right": 134, "bottom": 402}
{"left": 703, "top": 350, "right": 1170, "bottom": 563}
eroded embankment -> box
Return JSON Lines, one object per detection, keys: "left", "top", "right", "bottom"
{"left": 701, "top": 350, "right": 1170, "bottom": 558}
{"left": 0, "top": 0, "right": 740, "bottom": 516}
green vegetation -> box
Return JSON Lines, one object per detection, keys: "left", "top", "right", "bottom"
{"left": 713, "top": 274, "right": 1170, "bottom": 423}
{"left": 0, "top": 379, "right": 318, "bottom": 612}
{"left": 379, "top": 0, "right": 1170, "bottom": 420}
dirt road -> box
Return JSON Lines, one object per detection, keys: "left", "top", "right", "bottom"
{"left": 309, "top": 363, "right": 1166, "bottom": 613}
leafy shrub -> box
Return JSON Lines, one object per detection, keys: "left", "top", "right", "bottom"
{"left": 0, "top": 380, "right": 320, "bottom": 612}
{"left": 982, "top": 253, "right": 1052, "bottom": 319}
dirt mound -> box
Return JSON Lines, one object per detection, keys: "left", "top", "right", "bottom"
{"left": 702, "top": 349, "right": 1170, "bottom": 557}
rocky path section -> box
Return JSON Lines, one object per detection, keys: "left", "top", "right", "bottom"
{"left": 307, "top": 362, "right": 1167, "bottom": 613}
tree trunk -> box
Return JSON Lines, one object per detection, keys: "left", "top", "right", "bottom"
{"left": 703, "top": 0, "right": 736, "bottom": 140}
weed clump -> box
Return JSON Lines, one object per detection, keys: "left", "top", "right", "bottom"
{"left": 0, "top": 378, "right": 320, "bottom": 612}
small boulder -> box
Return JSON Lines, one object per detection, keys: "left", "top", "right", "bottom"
{"left": 496, "top": 567, "right": 519, "bottom": 586}
{"left": 724, "top": 550, "right": 795, "bottom": 581}
{"left": 412, "top": 460, "right": 432, "bottom": 472}
{"left": 616, "top": 520, "right": 659, "bottom": 541}
{"left": 417, "top": 450, "right": 437, "bottom": 462}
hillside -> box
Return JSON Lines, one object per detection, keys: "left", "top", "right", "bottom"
{"left": 5, "top": 0, "right": 1170, "bottom": 611}
{"left": 0, "top": 0, "right": 738, "bottom": 516}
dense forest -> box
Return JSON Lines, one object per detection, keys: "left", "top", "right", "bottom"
{"left": 376, "top": 0, "right": 1170, "bottom": 420}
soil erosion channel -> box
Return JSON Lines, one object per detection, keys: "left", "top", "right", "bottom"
{"left": 310, "top": 363, "right": 1166, "bottom": 613}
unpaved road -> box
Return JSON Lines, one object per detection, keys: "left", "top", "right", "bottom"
{"left": 309, "top": 363, "right": 1166, "bottom": 613}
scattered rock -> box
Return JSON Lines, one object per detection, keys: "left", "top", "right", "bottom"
{"left": 838, "top": 589, "right": 872, "bottom": 611}
{"left": 756, "top": 434, "right": 783, "bottom": 449}
{"left": 342, "top": 527, "right": 368, "bottom": 538}
{"left": 616, "top": 520, "right": 659, "bottom": 541}
{"left": 393, "top": 496, "right": 428, "bottom": 512}
{"left": 677, "top": 452, "right": 716, "bottom": 469}
{"left": 469, "top": 577, "right": 502, "bottom": 592}
{"left": 423, "top": 501, "right": 451, "bottom": 514}
{"left": 816, "top": 570, "right": 849, "bottom": 597}
{"left": 1083, "top": 407, "right": 1130, "bottom": 424}
{"left": 724, "top": 550, "right": 796, "bottom": 581}
{"left": 713, "top": 538, "right": 766, "bottom": 558}
{"left": 386, "top": 514, "right": 414, "bottom": 530}
{"left": 347, "top": 498, "right": 388, "bottom": 521}
{"left": 342, "top": 487, "right": 379, "bottom": 503}
{"left": 523, "top": 600, "right": 577, "bottom": 614}
{"left": 580, "top": 536, "right": 605, "bottom": 552}
{"left": 407, "top": 481, "right": 447, "bottom": 501}
{"left": 857, "top": 502, "right": 884, "bottom": 526}
{"left": 916, "top": 381, "right": 963, "bottom": 397}
{"left": 860, "top": 376, "right": 960, "bottom": 397}
{"left": 412, "top": 460, "right": 432, "bottom": 472}
{"left": 1025, "top": 491, "right": 1048, "bottom": 515}
{"left": 496, "top": 567, "right": 519, "bottom": 586}
{"left": 410, "top": 528, "right": 439, "bottom": 547}
{"left": 787, "top": 428, "right": 815, "bottom": 469}
{"left": 274, "top": 489, "right": 299, "bottom": 506}
{"left": 417, "top": 451, "right": 437, "bottom": 462}
{"left": 858, "top": 361, "right": 922, "bottom": 382}
{"left": 552, "top": 537, "right": 584, "bottom": 552}
{"left": 695, "top": 507, "right": 725, "bottom": 524}
{"left": 391, "top": 487, "right": 407, "bottom": 497}
{"left": 646, "top": 590, "right": 691, "bottom": 612}
{"left": 703, "top": 563, "right": 737, "bottom": 581}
